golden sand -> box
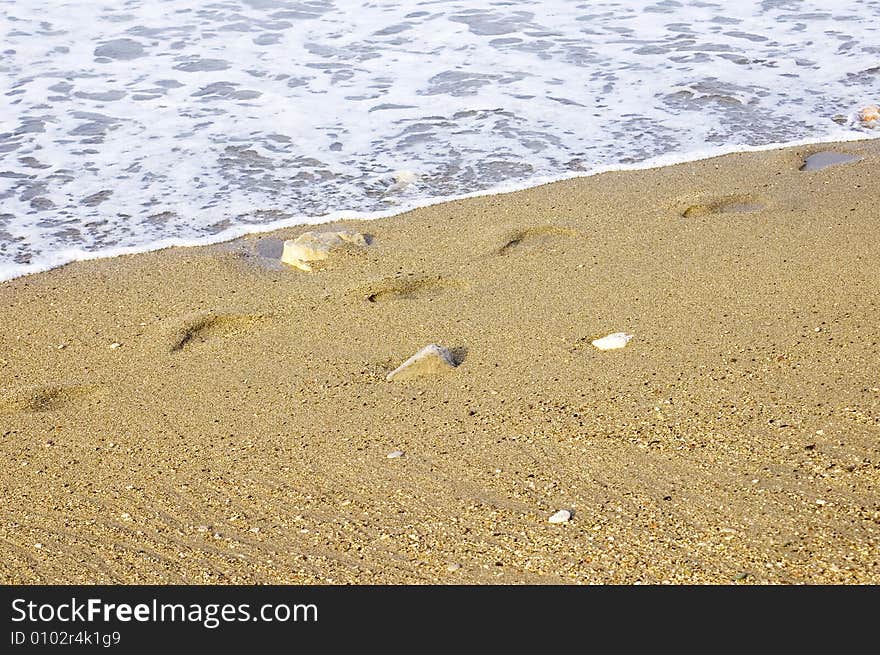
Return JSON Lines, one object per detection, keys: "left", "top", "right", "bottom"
{"left": 1, "top": 140, "right": 878, "bottom": 584}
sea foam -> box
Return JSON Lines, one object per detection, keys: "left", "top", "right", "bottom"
{"left": 1, "top": 0, "right": 878, "bottom": 281}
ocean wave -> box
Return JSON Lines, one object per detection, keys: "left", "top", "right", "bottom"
{"left": 1, "top": 0, "right": 878, "bottom": 280}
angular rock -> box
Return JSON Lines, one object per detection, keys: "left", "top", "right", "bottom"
{"left": 280, "top": 230, "right": 368, "bottom": 271}
{"left": 387, "top": 344, "right": 456, "bottom": 382}
{"left": 591, "top": 332, "right": 633, "bottom": 351}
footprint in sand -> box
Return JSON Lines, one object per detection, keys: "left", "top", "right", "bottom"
{"left": 799, "top": 151, "right": 861, "bottom": 172}
{"left": 495, "top": 225, "right": 578, "bottom": 256}
{"left": 680, "top": 194, "right": 765, "bottom": 218}
{"left": 361, "top": 275, "right": 463, "bottom": 303}
{"left": 165, "top": 311, "right": 267, "bottom": 353}
{"left": 0, "top": 383, "right": 98, "bottom": 414}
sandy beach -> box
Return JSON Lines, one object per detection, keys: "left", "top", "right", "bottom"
{"left": 1, "top": 139, "right": 878, "bottom": 584}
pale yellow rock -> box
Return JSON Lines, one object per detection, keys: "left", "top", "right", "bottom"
{"left": 858, "top": 104, "right": 878, "bottom": 128}
{"left": 387, "top": 344, "right": 456, "bottom": 382}
{"left": 280, "top": 230, "right": 368, "bottom": 271}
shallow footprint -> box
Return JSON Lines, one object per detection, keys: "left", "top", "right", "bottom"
{"left": 0, "top": 383, "right": 98, "bottom": 414}
{"left": 496, "top": 226, "right": 578, "bottom": 255}
{"left": 166, "top": 311, "right": 267, "bottom": 353}
{"left": 799, "top": 151, "right": 861, "bottom": 171}
{"left": 361, "top": 275, "right": 463, "bottom": 303}
{"left": 681, "top": 195, "right": 765, "bottom": 218}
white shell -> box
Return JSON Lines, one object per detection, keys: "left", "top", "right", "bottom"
{"left": 386, "top": 450, "right": 405, "bottom": 459}
{"left": 548, "top": 509, "right": 572, "bottom": 524}
{"left": 591, "top": 332, "right": 633, "bottom": 350}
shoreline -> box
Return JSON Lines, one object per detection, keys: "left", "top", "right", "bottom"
{"left": 3, "top": 131, "right": 877, "bottom": 284}
{"left": 1, "top": 138, "right": 879, "bottom": 584}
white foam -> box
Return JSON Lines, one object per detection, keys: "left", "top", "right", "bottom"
{"left": 1, "top": 1, "right": 878, "bottom": 281}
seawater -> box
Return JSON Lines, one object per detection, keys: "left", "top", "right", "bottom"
{"left": 1, "top": 0, "right": 878, "bottom": 280}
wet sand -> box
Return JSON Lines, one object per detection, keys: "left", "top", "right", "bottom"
{"left": 1, "top": 139, "right": 878, "bottom": 584}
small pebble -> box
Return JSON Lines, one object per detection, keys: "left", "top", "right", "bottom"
{"left": 110, "top": 342, "right": 121, "bottom": 349}
{"left": 815, "top": 499, "right": 826, "bottom": 506}
{"left": 34, "top": 543, "right": 43, "bottom": 549}
{"left": 387, "top": 450, "right": 405, "bottom": 459}
{"left": 446, "top": 563, "right": 461, "bottom": 572}
{"left": 249, "top": 527, "right": 260, "bottom": 533}
{"left": 548, "top": 509, "right": 572, "bottom": 524}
